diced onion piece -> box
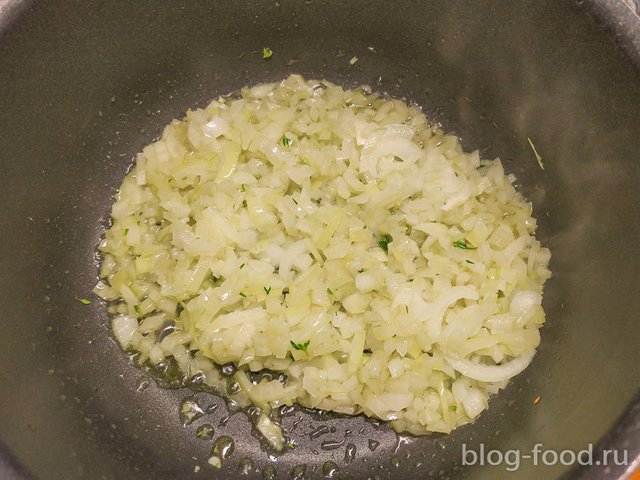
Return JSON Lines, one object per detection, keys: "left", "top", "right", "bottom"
{"left": 112, "top": 315, "right": 137, "bottom": 348}
{"left": 446, "top": 352, "right": 535, "bottom": 383}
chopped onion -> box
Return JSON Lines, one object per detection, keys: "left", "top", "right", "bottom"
{"left": 446, "top": 352, "right": 536, "bottom": 383}
{"left": 97, "top": 75, "right": 551, "bottom": 441}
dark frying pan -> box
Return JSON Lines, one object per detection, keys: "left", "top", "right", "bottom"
{"left": 1, "top": 1, "right": 639, "bottom": 479}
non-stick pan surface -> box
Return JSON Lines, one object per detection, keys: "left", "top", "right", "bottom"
{"left": 1, "top": 1, "right": 639, "bottom": 479}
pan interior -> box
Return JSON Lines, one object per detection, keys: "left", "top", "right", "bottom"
{"left": 0, "top": 1, "right": 639, "bottom": 479}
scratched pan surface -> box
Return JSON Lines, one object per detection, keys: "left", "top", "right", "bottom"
{"left": 1, "top": 1, "right": 639, "bottom": 479}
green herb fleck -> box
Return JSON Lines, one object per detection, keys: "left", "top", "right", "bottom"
{"left": 286, "top": 440, "right": 296, "bottom": 449}
{"left": 240, "top": 184, "right": 246, "bottom": 192}
{"left": 240, "top": 263, "right": 245, "bottom": 269}
{"left": 239, "top": 291, "right": 247, "bottom": 298}
{"left": 326, "top": 287, "right": 334, "bottom": 295}
{"left": 378, "top": 234, "right": 393, "bottom": 252}
{"left": 527, "top": 137, "right": 544, "bottom": 170}
{"left": 134, "top": 304, "right": 141, "bottom": 314}
{"left": 405, "top": 305, "right": 409, "bottom": 314}
{"left": 281, "top": 134, "right": 293, "bottom": 147}
{"left": 182, "top": 176, "right": 188, "bottom": 181}
{"left": 358, "top": 268, "right": 365, "bottom": 273}
{"left": 262, "top": 47, "right": 273, "bottom": 59}
{"left": 78, "top": 298, "right": 91, "bottom": 305}
{"left": 124, "top": 228, "right": 129, "bottom": 236}
{"left": 466, "top": 259, "right": 475, "bottom": 264}
{"left": 453, "top": 239, "right": 477, "bottom": 250}
{"left": 195, "top": 424, "right": 215, "bottom": 439}
{"left": 292, "top": 198, "right": 298, "bottom": 205}
{"left": 363, "top": 348, "right": 373, "bottom": 355}
{"left": 290, "top": 340, "right": 310, "bottom": 352}
{"left": 264, "top": 286, "right": 272, "bottom": 295}
{"left": 450, "top": 405, "right": 458, "bottom": 412}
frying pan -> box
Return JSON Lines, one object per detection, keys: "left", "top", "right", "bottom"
{"left": 1, "top": 1, "right": 639, "bottom": 479}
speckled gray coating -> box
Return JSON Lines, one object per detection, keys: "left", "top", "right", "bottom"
{"left": 0, "top": 1, "right": 638, "bottom": 479}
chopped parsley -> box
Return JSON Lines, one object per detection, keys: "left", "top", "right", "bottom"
{"left": 123, "top": 228, "right": 129, "bottom": 236}
{"left": 290, "top": 340, "right": 310, "bottom": 352}
{"left": 326, "top": 287, "right": 333, "bottom": 295}
{"left": 292, "top": 198, "right": 298, "bottom": 205}
{"left": 378, "top": 234, "right": 393, "bottom": 252}
{"left": 77, "top": 298, "right": 91, "bottom": 305}
{"left": 262, "top": 47, "right": 273, "bottom": 59}
{"left": 281, "top": 134, "right": 293, "bottom": 147}
{"left": 239, "top": 291, "right": 247, "bottom": 298}
{"left": 134, "top": 304, "right": 141, "bottom": 314}
{"left": 264, "top": 286, "right": 272, "bottom": 295}
{"left": 240, "top": 184, "right": 246, "bottom": 192}
{"left": 453, "top": 239, "right": 477, "bottom": 250}
{"left": 466, "top": 259, "right": 475, "bottom": 264}
{"left": 240, "top": 263, "right": 245, "bottom": 269}
{"left": 363, "top": 348, "right": 373, "bottom": 355}
{"left": 449, "top": 405, "right": 458, "bottom": 412}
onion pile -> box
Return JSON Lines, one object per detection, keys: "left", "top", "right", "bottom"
{"left": 96, "top": 75, "right": 551, "bottom": 448}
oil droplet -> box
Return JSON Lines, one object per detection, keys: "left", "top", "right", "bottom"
{"left": 366, "top": 417, "right": 382, "bottom": 428}
{"left": 320, "top": 438, "right": 345, "bottom": 450}
{"left": 309, "top": 425, "right": 330, "bottom": 439}
{"left": 368, "top": 439, "right": 380, "bottom": 451}
{"left": 290, "top": 464, "right": 306, "bottom": 479}
{"left": 227, "top": 399, "right": 241, "bottom": 413}
{"left": 280, "top": 404, "right": 295, "bottom": 415}
{"left": 292, "top": 416, "right": 303, "bottom": 430}
{"left": 344, "top": 443, "right": 356, "bottom": 464}
{"left": 393, "top": 435, "right": 413, "bottom": 453}
{"left": 238, "top": 457, "right": 253, "bottom": 475}
{"left": 189, "top": 372, "right": 205, "bottom": 386}
{"left": 179, "top": 397, "right": 204, "bottom": 425}
{"left": 135, "top": 378, "right": 150, "bottom": 392}
{"left": 195, "top": 424, "right": 214, "bottom": 440}
{"left": 262, "top": 465, "right": 276, "bottom": 479}
{"left": 322, "top": 461, "right": 339, "bottom": 478}
{"left": 212, "top": 435, "right": 235, "bottom": 460}
{"left": 208, "top": 436, "right": 235, "bottom": 469}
